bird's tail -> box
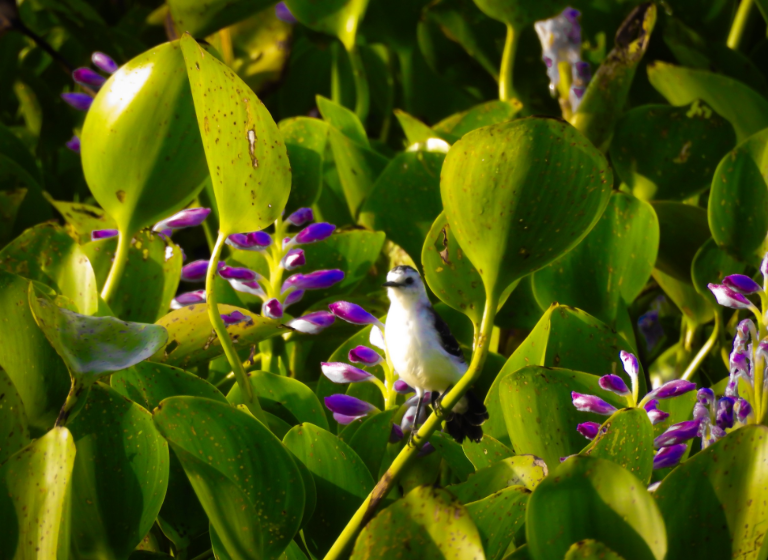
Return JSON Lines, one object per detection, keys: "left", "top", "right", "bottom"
{"left": 444, "top": 390, "right": 489, "bottom": 444}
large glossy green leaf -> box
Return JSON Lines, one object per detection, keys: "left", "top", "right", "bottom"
{"left": 317, "top": 95, "right": 369, "bottom": 147}
{"left": 347, "top": 408, "right": 399, "bottom": 479}
{"left": 447, "top": 455, "right": 548, "bottom": 503}
{"left": 82, "top": 41, "right": 208, "bottom": 237}
{"left": 527, "top": 456, "right": 666, "bottom": 560}
{"left": 466, "top": 485, "right": 530, "bottom": 560}
{"left": 395, "top": 109, "right": 457, "bottom": 145}
{"left": 655, "top": 425, "right": 768, "bottom": 560}
{"left": 652, "top": 268, "right": 714, "bottom": 326}
{"left": 0, "top": 427, "right": 75, "bottom": 560}
{"left": 651, "top": 201, "right": 711, "bottom": 284}
{"left": 284, "top": 0, "right": 369, "bottom": 50}
{"left": 154, "top": 396, "right": 305, "bottom": 560}
{"left": 429, "top": 431, "right": 476, "bottom": 481}
{"left": 44, "top": 196, "right": 117, "bottom": 244}
{"left": 709, "top": 126, "right": 768, "bottom": 261}
{"left": 462, "top": 434, "right": 514, "bottom": 470}
{"left": 151, "top": 303, "right": 286, "bottom": 368}
{"left": 0, "top": 271, "right": 70, "bottom": 432}
{"left": 169, "top": 0, "right": 274, "bottom": 37}
{"left": 610, "top": 102, "right": 736, "bottom": 201}
{"left": 434, "top": 100, "right": 523, "bottom": 138}
{"left": 280, "top": 117, "right": 329, "bottom": 212}
{"left": 180, "top": 34, "right": 290, "bottom": 235}
{"left": 0, "top": 222, "right": 98, "bottom": 315}
{"left": 532, "top": 192, "right": 658, "bottom": 327}
{"left": 350, "top": 485, "right": 485, "bottom": 560}
{"left": 67, "top": 383, "right": 169, "bottom": 559}
{"left": 648, "top": 62, "right": 768, "bottom": 142}
{"left": 441, "top": 117, "right": 613, "bottom": 300}
{"left": 0, "top": 369, "right": 29, "bottom": 464}
{"left": 284, "top": 423, "right": 374, "bottom": 557}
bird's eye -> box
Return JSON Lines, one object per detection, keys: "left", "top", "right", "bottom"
{"left": 405, "top": 277, "right": 414, "bottom": 285}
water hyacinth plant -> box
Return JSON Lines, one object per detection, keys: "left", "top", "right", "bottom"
{"left": 4, "top": 1, "right": 768, "bottom": 560}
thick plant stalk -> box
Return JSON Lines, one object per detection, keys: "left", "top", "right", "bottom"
{"left": 100, "top": 230, "right": 131, "bottom": 304}
{"left": 727, "top": 0, "right": 754, "bottom": 50}
{"left": 322, "top": 294, "right": 499, "bottom": 560}
{"left": 499, "top": 25, "right": 517, "bottom": 101}
{"left": 682, "top": 313, "right": 720, "bottom": 381}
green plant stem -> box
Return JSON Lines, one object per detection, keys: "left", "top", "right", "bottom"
{"left": 206, "top": 231, "right": 266, "bottom": 424}
{"left": 682, "top": 313, "right": 720, "bottom": 381}
{"left": 499, "top": 25, "right": 517, "bottom": 101}
{"left": 100, "top": 230, "right": 131, "bottom": 305}
{"left": 189, "top": 548, "right": 213, "bottom": 560}
{"left": 322, "top": 294, "right": 498, "bottom": 560}
{"left": 347, "top": 44, "right": 370, "bottom": 123}
{"left": 727, "top": 0, "right": 754, "bottom": 50}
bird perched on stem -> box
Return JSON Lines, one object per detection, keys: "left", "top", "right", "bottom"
{"left": 383, "top": 265, "right": 488, "bottom": 443}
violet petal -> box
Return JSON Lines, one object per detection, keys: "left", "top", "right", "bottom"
{"left": 348, "top": 345, "right": 383, "bottom": 366}
{"left": 92, "top": 52, "right": 118, "bottom": 73}
{"left": 91, "top": 229, "right": 118, "bottom": 241}
{"left": 708, "top": 283, "right": 752, "bottom": 309}
{"left": 598, "top": 374, "right": 630, "bottom": 396}
{"left": 65, "top": 135, "right": 81, "bottom": 154}
{"left": 723, "top": 274, "right": 762, "bottom": 295}
{"left": 577, "top": 421, "right": 600, "bottom": 440}
{"left": 219, "top": 265, "right": 259, "bottom": 281}
{"left": 653, "top": 444, "right": 687, "bottom": 469}
{"left": 287, "top": 207, "right": 313, "bottom": 226}
{"left": 571, "top": 392, "right": 617, "bottom": 415}
{"left": 285, "top": 311, "right": 335, "bottom": 334}
{"left": 321, "top": 362, "right": 373, "bottom": 383}
{"left": 171, "top": 289, "right": 206, "bottom": 309}
{"left": 263, "top": 298, "right": 283, "bottom": 320}
{"left": 295, "top": 222, "right": 335, "bottom": 244}
{"left": 73, "top": 67, "right": 106, "bottom": 88}
{"left": 654, "top": 420, "right": 700, "bottom": 449}
{"left": 329, "top": 301, "right": 380, "bottom": 325}
{"left": 324, "top": 394, "right": 376, "bottom": 417}
{"left": 61, "top": 92, "right": 93, "bottom": 111}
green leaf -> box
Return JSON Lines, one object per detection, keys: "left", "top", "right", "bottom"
{"left": 280, "top": 117, "right": 329, "bottom": 212}
{"left": 652, "top": 268, "right": 714, "bottom": 326}
{"left": 527, "top": 456, "right": 667, "bottom": 560}
{"left": 564, "top": 540, "right": 626, "bottom": 560}
{"left": 180, "top": 34, "right": 291, "bottom": 235}
{"left": 709, "top": 126, "right": 768, "bottom": 261}
{"left": 150, "top": 303, "right": 286, "bottom": 368}
{"left": 447, "top": 455, "right": 548, "bottom": 503}
{"left": 610, "top": 102, "right": 736, "bottom": 201}
{"left": 655, "top": 425, "right": 768, "bottom": 560}
{"left": 0, "top": 189, "right": 27, "bottom": 246}
{"left": 532, "top": 192, "right": 659, "bottom": 327}
{"left": 350, "top": 485, "right": 485, "bottom": 560}
{"left": 0, "top": 369, "right": 29, "bottom": 464}
{"left": 0, "top": 222, "right": 99, "bottom": 315}
{"left": 359, "top": 151, "right": 445, "bottom": 263}
{"left": 648, "top": 62, "right": 768, "bottom": 142}
{"left": 43, "top": 196, "right": 117, "bottom": 244}
{"left": 471, "top": 0, "right": 565, "bottom": 32}
{"left": 440, "top": 117, "right": 613, "bottom": 300}
{"left": 284, "top": 0, "right": 369, "bottom": 50}
{"left": 395, "top": 109, "right": 456, "bottom": 145}
{"left": 0, "top": 270, "right": 70, "bottom": 431}
{"left": 0, "top": 427, "right": 75, "bottom": 560}
{"left": 348, "top": 408, "right": 399, "bottom": 478}
{"left": 284, "top": 423, "right": 374, "bottom": 557}
{"left": 466, "top": 485, "right": 530, "bottom": 560}
{"left": 67, "top": 383, "right": 169, "bottom": 559}
{"left": 652, "top": 201, "right": 711, "bottom": 284}
{"left": 82, "top": 41, "right": 208, "bottom": 237}
{"left": 429, "top": 431, "right": 476, "bottom": 481}
{"left": 462, "top": 434, "right": 514, "bottom": 470}
{"left": 168, "top": 0, "right": 275, "bottom": 37}
{"left": 434, "top": 100, "right": 523, "bottom": 138}
{"left": 154, "top": 396, "right": 305, "bottom": 560}
{"left": 691, "top": 238, "right": 746, "bottom": 298}
{"left": 83, "top": 230, "right": 183, "bottom": 322}
{"left": 317, "top": 95, "right": 369, "bottom": 147}
{"left": 579, "top": 408, "right": 654, "bottom": 484}
{"left": 499, "top": 366, "right": 628, "bottom": 468}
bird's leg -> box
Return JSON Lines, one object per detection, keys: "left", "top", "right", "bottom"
{"left": 409, "top": 388, "right": 425, "bottom": 447}
{"left": 432, "top": 386, "right": 453, "bottom": 417}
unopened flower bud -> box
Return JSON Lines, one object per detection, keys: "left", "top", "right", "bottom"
{"left": 394, "top": 379, "right": 412, "bottom": 394}
{"left": 287, "top": 207, "right": 313, "bottom": 226}
{"left": 286, "top": 311, "right": 335, "bottom": 334}
{"left": 73, "top": 67, "right": 106, "bottom": 88}
{"left": 654, "top": 420, "right": 700, "bottom": 449}
{"left": 283, "top": 289, "right": 304, "bottom": 308}
{"left": 598, "top": 374, "right": 630, "bottom": 396}
{"left": 715, "top": 397, "right": 735, "bottom": 430}
{"left": 153, "top": 208, "right": 210, "bottom": 233}
{"left": 571, "top": 392, "right": 617, "bottom": 415}
{"left": 646, "top": 379, "right": 697, "bottom": 400}
{"left": 295, "top": 222, "right": 335, "bottom": 244}
{"left": 284, "top": 269, "right": 344, "bottom": 291}
{"left": 61, "top": 92, "right": 93, "bottom": 111}
{"left": 66, "top": 136, "right": 81, "bottom": 154}
{"left": 170, "top": 289, "right": 206, "bottom": 309}
{"left": 735, "top": 398, "right": 752, "bottom": 423}
{"left": 321, "top": 362, "right": 374, "bottom": 383}
{"left": 229, "top": 280, "right": 266, "bottom": 298}
{"left": 92, "top": 52, "right": 118, "bottom": 73}
{"left": 697, "top": 388, "right": 715, "bottom": 406}
{"left": 91, "top": 229, "right": 118, "bottom": 241}
{"left": 723, "top": 274, "right": 762, "bottom": 295}
{"left": 577, "top": 421, "right": 600, "bottom": 440}
{"left": 263, "top": 298, "right": 283, "bottom": 320}
{"left": 181, "top": 260, "right": 221, "bottom": 282}
{"left": 283, "top": 249, "right": 305, "bottom": 270}
{"left": 329, "top": 301, "right": 381, "bottom": 326}
{"left": 324, "top": 394, "right": 376, "bottom": 424}
{"left": 226, "top": 231, "right": 272, "bottom": 251}
{"left": 620, "top": 351, "right": 639, "bottom": 382}
{"left": 708, "top": 284, "right": 753, "bottom": 309}
{"left": 220, "top": 310, "right": 252, "bottom": 326}
{"left": 653, "top": 444, "right": 687, "bottom": 469}
{"left": 219, "top": 266, "right": 259, "bottom": 282}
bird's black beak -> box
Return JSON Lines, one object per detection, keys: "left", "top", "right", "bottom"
{"left": 382, "top": 281, "right": 402, "bottom": 288}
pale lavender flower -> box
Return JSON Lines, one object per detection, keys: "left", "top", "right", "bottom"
{"left": 171, "top": 289, "right": 206, "bottom": 309}
{"left": 329, "top": 301, "right": 381, "bottom": 326}
{"left": 92, "top": 52, "right": 118, "bottom": 73}
{"left": 153, "top": 208, "right": 210, "bottom": 233}
{"left": 571, "top": 392, "right": 617, "bottom": 415}
{"left": 285, "top": 311, "right": 335, "bottom": 334}
{"left": 321, "top": 362, "right": 374, "bottom": 383}
{"left": 263, "top": 298, "right": 283, "bottom": 320}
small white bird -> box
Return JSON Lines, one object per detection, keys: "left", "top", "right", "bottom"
{"left": 383, "top": 265, "right": 488, "bottom": 443}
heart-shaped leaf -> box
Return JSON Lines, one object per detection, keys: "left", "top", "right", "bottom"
{"left": 440, "top": 117, "right": 613, "bottom": 301}
{"left": 462, "top": 434, "right": 514, "bottom": 470}
{"left": 447, "top": 455, "right": 548, "bottom": 503}
{"left": 280, "top": 117, "right": 329, "bottom": 212}
{"left": 317, "top": 95, "right": 369, "bottom": 147}
{"left": 652, "top": 201, "right": 711, "bottom": 283}
{"left": 466, "top": 485, "right": 530, "bottom": 560}
{"left": 180, "top": 34, "right": 291, "bottom": 235}
{"left": 168, "top": 0, "right": 275, "bottom": 37}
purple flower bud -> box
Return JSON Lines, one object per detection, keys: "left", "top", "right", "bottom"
{"left": 73, "top": 67, "right": 106, "bottom": 88}
{"left": 654, "top": 420, "right": 700, "bottom": 449}
{"left": 762, "top": 252, "right": 768, "bottom": 279}
{"left": 577, "top": 421, "right": 600, "bottom": 440}
{"left": 153, "top": 208, "right": 211, "bottom": 233}
{"left": 708, "top": 284, "right": 752, "bottom": 309}
{"left": 287, "top": 207, "right": 313, "bottom": 226}
{"left": 324, "top": 394, "right": 376, "bottom": 420}
{"left": 723, "top": 274, "right": 762, "bottom": 295}
{"left": 573, "top": 61, "right": 591, "bottom": 82}
{"left": 286, "top": 311, "right": 335, "bottom": 334}
{"left": 226, "top": 231, "right": 272, "bottom": 251}
{"left": 61, "top": 92, "right": 93, "bottom": 111}
{"left": 181, "top": 260, "right": 217, "bottom": 282}
{"left": 171, "top": 289, "right": 206, "bottom": 309}
{"left": 348, "top": 345, "right": 383, "bottom": 366}
{"left": 598, "top": 374, "right": 630, "bottom": 396}
{"left": 646, "top": 379, "right": 697, "bottom": 400}
{"left": 219, "top": 266, "right": 259, "bottom": 282}
{"left": 283, "top": 270, "right": 344, "bottom": 291}
{"left": 571, "top": 392, "right": 617, "bottom": 415}
{"left": 321, "top": 362, "right": 374, "bottom": 383}
{"left": 620, "top": 351, "right": 639, "bottom": 380}
{"left": 92, "top": 52, "right": 118, "bottom": 74}
{"left": 370, "top": 325, "right": 386, "bottom": 350}
{"left": 693, "top": 402, "right": 710, "bottom": 421}
{"left": 730, "top": 351, "right": 749, "bottom": 376}
{"left": 715, "top": 397, "right": 735, "bottom": 430}
{"left": 295, "top": 222, "right": 335, "bottom": 244}
{"left": 735, "top": 398, "right": 752, "bottom": 423}
{"left": 653, "top": 444, "right": 687, "bottom": 470}
{"left": 229, "top": 280, "right": 266, "bottom": 298}
{"left": 283, "top": 249, "right": 305, "bottom": 270}
{"left": 221, "top": 310, "right": 252, "bottom": 326}
{"left": 389, "top": 423, "right": 404, "bottom": 443}
{"left": 543, "top": 56, "right": 553, "bottom": 68}
{"left": 736, "top": 319, "right": 755, "bottom": 343}
{"left": 91, "top": 229, "right": 118, "bottom": 241}
{"left": 66, "top": 135, "right": 81, "bottom": 154}
{"left": 638, "top": 310, "right": 664, "bottom": 352}
{"left": 263, "top": 298, "right": 283, "bottom": 320}
{"left": 418, "top": 442, "right": 435, "bottom": 457}
{"left": 275, "top": 2, "right": 297, "bottom": 23}
{"left": 329, "top": 301, "right": 380, "bottom": 325}
{"left": 283, "top": 289, "right": 304, "bottom": 308}
{"left": 697, "top": 388, "right": 715, "bottom": 405}
{"left": 570, "top": 87, "right": 585, "bottom": 100}
{"left": 394, "top": 379, "right": 412, "bottom": 394}
{"left": 644, "top": 399, "right": 670, "bottom": 425}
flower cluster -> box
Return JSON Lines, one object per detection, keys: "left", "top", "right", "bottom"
{"left": 571, "top": 351, "right": 697, "bottom": 469}
{"left": 534, "top": 7, "right": 591, "bottom": 112}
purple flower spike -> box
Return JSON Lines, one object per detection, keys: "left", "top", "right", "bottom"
{"left": 598, "top": 374, "right": 630, "bottom": 396}
{"left": 263, "top": 298, "right": 283, "bottom": 320}
{"left": 389, "top": 423, "right": 404, "bottom": 443}
{"left": 275, "top": 2, "right": 297, "bottom": 23}
{"left": 735, "top": 398, "right": 752, "bottom": 423}
{"left": 348, "top": 345, "right": 383, "bottom": 366}
{"left": 321, "top": 362, "right": 374, "bottom": 384}
{"left": 394, "top": 379, "right": 412, "bottom": 394}
{"left": 653, "top": 444, "right": 687, "bottom": 470}
{"left": 219, "top": 266, "right": 259, "bottom": 282}
{"left": 571, "top": 392, "right": 617, "bottom": 415}
{"left": 92, "top": 52, "right": 118, "bottom": 74}
{"left": 171, "top": 289, "right": 206, "bottom": 309}
{"left": 73, "top": 67, "right": 106, "bottom": 88}
{"left": 91, "top": 229, "right": 118, "bottom": 241}
{"left": 226, "top": 231, "right": 272, "bottom": 251}
{"left": 329, "top": 301, "right": 380, "bottom": 325}
{"left": 324, "top": 394, "right": 376, "bottom": 419}
{"left": 283, "top": 289, "right": 304, "bottom": 308}
{"left": 697, "top": 388, "right": 715, "bottom": 406}
{"left": 654, "top": 420, "right": 700, "bottom": 449}
{"left": 221, "top": 310, "right": 252, "bottom": 326}
{"left": 620, "top": 351, "right": 639, "bottom": 380}
{"left": 283, "top": 249, "right": 305, "bottom": 270}
{"left": 647, "top": 379, "right": 697, "bottom": 400}
{"left": 723, "top": 274, "right": 762, "bottom": 295}
{"left": 708, "top": 284, "right": 752, "bottom": 309}
{"left": 286, "top": 311, "right": 335, "bottom": 334}
{"left": 284, "top": 270, "right": 344, "bottom": 291}
{"left": 61, "top": 92, "right": 93, "bottom": 111}
{"left": 287, "top": 207, "right": 313, "bottom": 226}
{"left": 66, "top": 135, "right": 81, "bottom": 154}
{"left": 418, "top": 442, "right": 435, "bottom": 457}
{"left": 577, "top": 421, "right": 601, "bottom": 440}
{"left": 715, "top": 397, "right": 735, "bottom": 430}
{"left": 181, "top": 260, "right": 214, "bottom": 282}
{"left": 295, "top": 222, "right": 335, "bottom": 244}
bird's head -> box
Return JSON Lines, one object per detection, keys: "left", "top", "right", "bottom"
{"left": 383, "top": 265, "right": 428, "bottom": 305}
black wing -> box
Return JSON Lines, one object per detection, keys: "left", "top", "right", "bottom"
{"left": 426, "top": 306, "right": 466, "bottom": 363}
